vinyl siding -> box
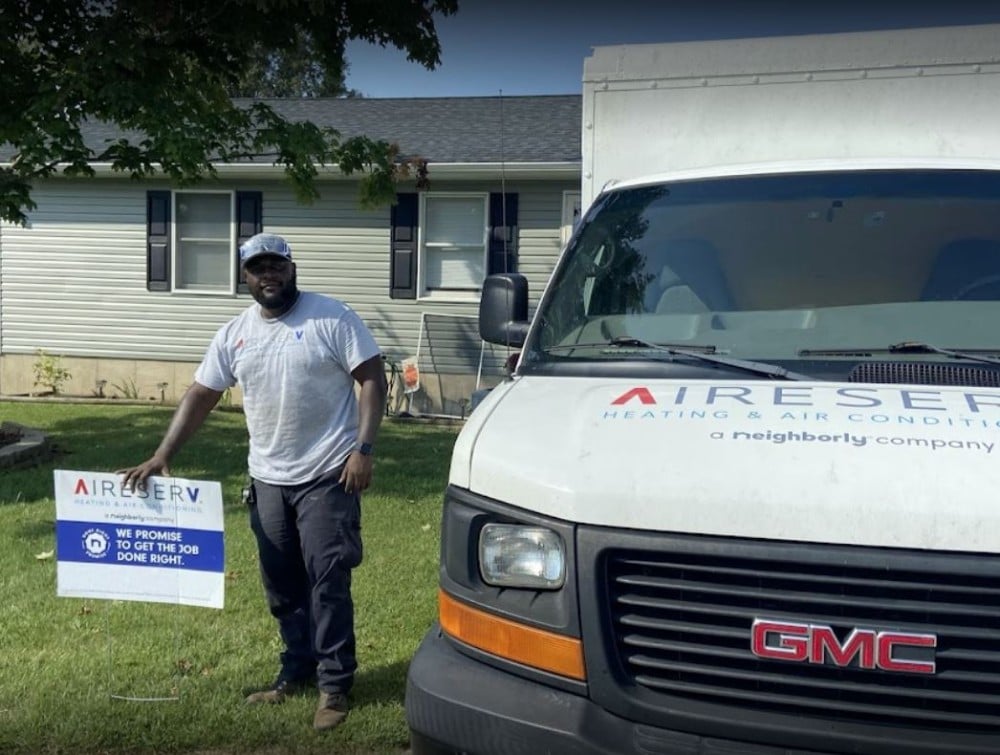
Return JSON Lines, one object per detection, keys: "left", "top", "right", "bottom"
{"left": 1, "top": 176, "right": 575, "bottom": 374}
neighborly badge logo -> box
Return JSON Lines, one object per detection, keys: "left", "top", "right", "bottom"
{"left": 82, "top": 528, "right": 110, "bottom": 559}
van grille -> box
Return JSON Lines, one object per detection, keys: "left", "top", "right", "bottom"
{"left": 605, "top": 544, "right": 1000, "bottom": 734}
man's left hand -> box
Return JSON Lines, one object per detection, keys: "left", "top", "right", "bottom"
{"left": 340, "top": 451, "right": 374, "bottom": 494}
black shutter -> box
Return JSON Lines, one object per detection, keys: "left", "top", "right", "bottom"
{"left": 488, "top": 192, "right": 518, "bottom": 275}
{"left": 390, "top": 192, "right": 418, "bottom": 299}
{"left": 235, "top": 191, "right": 263, "bottom": 294}
{"left": 146, "top": 191, "right": 171, "bottom": 291}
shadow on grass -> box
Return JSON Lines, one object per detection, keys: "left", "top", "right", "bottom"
{"left": 355, "top": 658, "right": 411, "bottom": 708}
{"left": 1, "top": 404, "right": 459, "bottom": 509}
{"left": 0, "top": 403, "right": 251, "bottom": 508}
{"left": 235, "top": 658, "right": 411, "bottom": 708}
{"left": 370, "top": 420, "right": 460, "bottom": 501}
{"left": 13, "top": 517, "right": 55, "bottom": 540}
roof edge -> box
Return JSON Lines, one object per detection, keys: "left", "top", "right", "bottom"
{"left": 26, "top": 161, "right": 581, "bottom": 182}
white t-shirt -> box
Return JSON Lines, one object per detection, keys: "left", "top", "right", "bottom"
{"left": 194, "top": 291, "right": 380, "bottom": 485}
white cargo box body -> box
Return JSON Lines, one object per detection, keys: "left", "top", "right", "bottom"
{"left": 582, "top": 24, "right": 1000, "bottom": 208}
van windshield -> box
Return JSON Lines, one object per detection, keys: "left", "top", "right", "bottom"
{"left": 525, "top": 169, "right": 1000, "bottom": 382}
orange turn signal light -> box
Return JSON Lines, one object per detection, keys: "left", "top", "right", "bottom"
{"left": 438, "top": 588, "right": 586, "bottom": 681}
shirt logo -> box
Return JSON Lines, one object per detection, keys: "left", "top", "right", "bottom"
{"left": 295, "top": 330, "right": 304, "bottom": 340}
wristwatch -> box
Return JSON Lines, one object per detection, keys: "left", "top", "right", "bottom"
{"left": 357, "top": 442, "right": 374, "bottom": 456}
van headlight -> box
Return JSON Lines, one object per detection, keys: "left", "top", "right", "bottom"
{"left": 479, "top": 524, "right": 565, "bottom": 589}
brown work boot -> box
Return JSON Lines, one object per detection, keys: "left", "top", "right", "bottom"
{"left": 245, "top": 675, "right": 314, "bottom": 705}
{"left": 313, "top": 691, "right": 349, "bottom": 731}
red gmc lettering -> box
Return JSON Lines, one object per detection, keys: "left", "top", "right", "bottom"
{"left": 877, "top": 631, "right": 937, "bottom": 674}
{"left": 751, "top": 621, "right": 808, "bottom": 660}
{"left": 751, "top": 620, "right": 936, "bottom": 674}
{"left": 809, "top": 626, "right": 875, "bottom": 668}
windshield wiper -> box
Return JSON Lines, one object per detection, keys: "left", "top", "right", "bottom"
{"left": 800, "top": 341, "right": 1000, "bottom": 366}
{"left": 543, "top": 337, "right": 811, "bottom": 380}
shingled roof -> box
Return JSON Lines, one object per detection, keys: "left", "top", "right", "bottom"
{"left": 250, "top": 95, "right": 582, "bottom": 163}
{"left": 2, "top": 95, "right": 582, "bottom": 166}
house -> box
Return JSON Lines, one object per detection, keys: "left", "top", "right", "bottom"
{"left": 0, "top": 95, "right": 582, "bottom": 415}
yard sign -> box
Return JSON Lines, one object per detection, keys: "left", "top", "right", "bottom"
{"left": 54, "top": 469, "right": 225, "bottom": 609}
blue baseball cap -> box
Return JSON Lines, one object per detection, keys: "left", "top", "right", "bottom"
{"left": 239, "top": 233, "right": 292, "bottom": 266}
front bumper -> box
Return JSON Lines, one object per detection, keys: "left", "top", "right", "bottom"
{"left": 404, "top": 625, "right": 829, "bottom": 755}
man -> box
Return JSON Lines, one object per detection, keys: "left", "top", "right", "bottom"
{"left": 118, "top": 232, "right": 387, "bottom": 731}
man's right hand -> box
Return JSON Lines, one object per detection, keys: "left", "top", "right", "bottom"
{"left": 116, "top": 455, "right": 170, "bottom": 492}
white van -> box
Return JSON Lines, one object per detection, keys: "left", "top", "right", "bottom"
{"left": 406, "top": 27, "right": 1000, "bottom": 755}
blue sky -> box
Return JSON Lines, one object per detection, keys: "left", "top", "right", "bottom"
{"left": 344, "top": 1, "right": 1000, "bottom": 98}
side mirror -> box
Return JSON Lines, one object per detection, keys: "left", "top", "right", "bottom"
{"left": 480, "top": 274, "right": 529, "bottom": 346}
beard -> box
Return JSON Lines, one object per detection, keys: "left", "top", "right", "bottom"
{"left": 251, "top": 272, "right": 299, "bottom": 313}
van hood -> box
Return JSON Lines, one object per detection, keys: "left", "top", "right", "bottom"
{"left": 451, "top": 376, "right": 1000, "bottom": 553}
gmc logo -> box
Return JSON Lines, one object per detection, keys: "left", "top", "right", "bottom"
{"left": 751, "top": 619, "right": 937, "bottom": 675}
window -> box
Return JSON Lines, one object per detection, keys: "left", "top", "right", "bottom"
{"left": 390, "top": 191, "right": 518, "bottom": 300}
{"left": 146, "top": 189, "right": 262, "bottom": 293}
{"left": 422, "top": 194, "right": 488, "bottom": 295}
{"left": 175, "top": 192, "right": 233, "bottom": 292}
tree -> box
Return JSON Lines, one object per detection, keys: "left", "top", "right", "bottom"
{"left": 226, "top": 29, "right": 364, "bottom": 99}
{"left": 0, "top": 0, "right": 457, "bottom": 225}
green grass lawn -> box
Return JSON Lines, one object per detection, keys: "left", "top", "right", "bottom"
{"left": 0, "top": 400, "right": 459, "bottom": 754}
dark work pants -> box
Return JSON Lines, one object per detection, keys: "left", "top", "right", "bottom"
{"left": 248, "top": 467, "right": 363, "bottom": 694}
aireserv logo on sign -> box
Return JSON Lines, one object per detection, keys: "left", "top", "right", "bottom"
{"left": 70, "top": 476, "right": 202, "bottom": 503}
{"left": 62, "top": 475, "right": 206, "bottom": 523}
